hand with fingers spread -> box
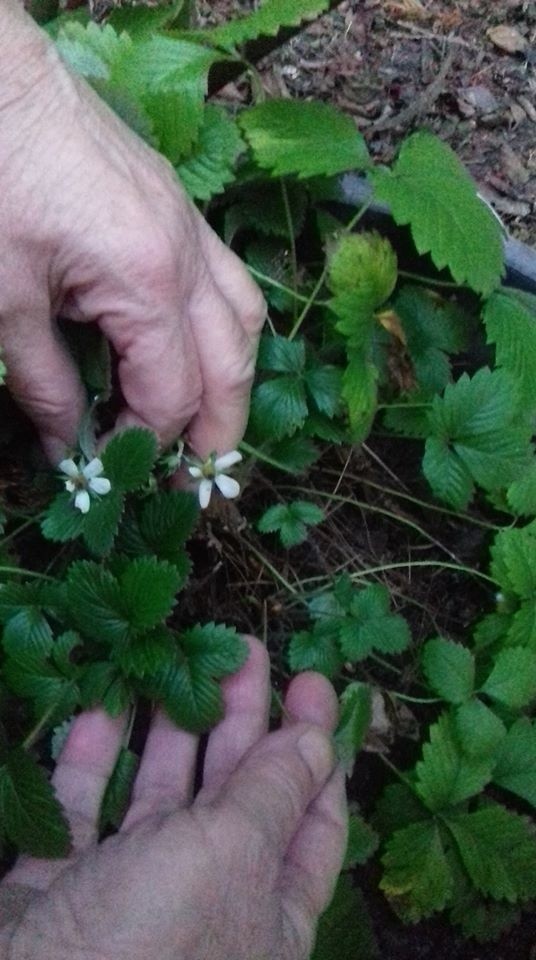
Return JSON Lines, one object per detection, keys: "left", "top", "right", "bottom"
{"left": 0, "top": 0, "right": 265, "bottom": 464}
{"left": 0, "top": 638, "right": 347, "bottom": 960}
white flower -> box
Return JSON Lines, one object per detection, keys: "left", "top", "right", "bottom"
{"left": 188, "top": 450, "right": 242, "bottom": 509}
{"left": 59, "top": 457, "right": 112, "bottom": 514}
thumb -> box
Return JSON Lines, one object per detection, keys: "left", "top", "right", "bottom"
{"left": 201, "top": 724, "right": 336, "bottom": 857}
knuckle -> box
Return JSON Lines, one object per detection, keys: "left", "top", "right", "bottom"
{"left": 239, "top": 286, "right": 268, "bottom": 335}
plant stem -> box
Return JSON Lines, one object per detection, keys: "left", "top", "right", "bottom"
{"left": 0, "top": 515, "right": 41, "bottom": 548}
{"left": 238, "top": 535, "right": 301, "bottom": 597}
{"left": 0, "top": 565, "right": 54, "bottom": 581}
{"left": 239, "top": 440, "right": 294, "bottom": 474}
{"left": 388, "top": 691, "right": 442, "bottom": 705}
{"left": 398, "top": 269, "right": 467, "bottom": 289}
{"left": 287, "top": 198, "right": 374, "bottom": 341}
{"left": 247, "top": 267, "right": 316, "bottom": 305}
{"left": 23, "top": 700, "right": 61, "bottom": 751}
{"left": 280, "top": 179, "right": 299, "bottom": 321}
{"left": 349, "top": 559, "right": 498, "bottom": 587}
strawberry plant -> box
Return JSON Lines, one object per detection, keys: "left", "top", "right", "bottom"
{"left": 1, "top": 0, "right": 536, "bottom": 956}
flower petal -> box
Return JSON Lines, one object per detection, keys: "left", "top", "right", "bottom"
{"left": 89, "top": 477, "right": 111, "bottom": 495}
{"left": 189, "top": 466, "right": 203, "bottom": 479}
{"left": 215, "top": 450, "right": 242, "bottom": 471}
{"left": 215, "top": 474, "right": 240, "bottom": 500}
{"left": 74, "top": 490, "right": 91, "bottom": 514}
{"left": 83, "top": 458, "right": 104, "bottom": 480}
{"left": 64, "top": 480, "right": 76, "bottom": 493}
{"left": 59, "top": 459, "right": 79, "bottom": 479}
{"left": 198, "top": 478, "right": 213, "bottom": 509}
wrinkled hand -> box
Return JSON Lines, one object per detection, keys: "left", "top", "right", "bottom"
{"left": 0, "top": 9, "right": 265, "bottom": 461}
{"left": 0, "top": 638, "right": 347, "bottom": 960}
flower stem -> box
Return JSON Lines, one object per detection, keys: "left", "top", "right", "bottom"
{"left": 349, "top": 559, "right": 497, "bottom": 587}
{"left": 0, "top": 565, "right": 54, "bottom": 581}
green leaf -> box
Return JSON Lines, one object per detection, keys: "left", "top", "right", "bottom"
{"left": 82, "top": 489, "right": 125, "bottom": 556}
{"left": 120, "top": 557, "right": 180, "bottom": 631}
{"left": 423, "top": 369, "right": 532, "bottom": 508}
{"left": 373, "top": 782, "right": 429, "bottom": 837}
{"left": 481, "top": 647, "right": 536, "bottom": 709}
{"left": 267, "top": 434, "right": 319, "bottom": 474}
{"left": 392, "top": 286, "right": 469, "bottom": 395}
{"left": 3, "top": 653, "right": 79, "bottom": 723}
{"left": 206, "top": 0, "right": 331, "bottom": 48}
{"left": 224, "top": 182, "right": 308, "bottom": 243}
{"left": 341, "top": 352, "right": 378, "bottom": 441}
{"left": 304, "top": 363, "right": 343, "bottom": 418}
{"left": 257, "top": 500, "right": 324, "bottom": 548}
{"left": 240, "top": 100, "right": 370, "bottom": 179}
{"left": 446, "top": 803, "right": 536, "bottom": 902}
{"left": 508, "top": 461, "right": 536, "bottom": 517}
{"left": 176, "top": 105, "right": 244, "bottom": 200}
{"left": 180, "top": 622, "right": 248, "bottom": 678}
{"left": 118, "top": 490, "right": 197, "bottom": 571}
{"left": 344, "top": 813, "right": 380, "bottom": 868}
{"left": 422, "top": 637, "right": 475, "bottom": 704}
{"left": 66, "top": 562, "right": 128, "bottom": 645}
{"left": 484, "top": 288, "right": 536, "bottom": 411}
{"left": 454, "top": 699, "right": 506, "bottom": 758}
{"left": 79, "top": 662, "right": 131, "bottom": 716}
{"left": 312, "top": 876, "right": 380, "bottom": 960}
{"left": 415, "top": 712, "right": 494, "bottom": 812}
{"left": 107, "top": 1, "right": 183, "bottom": 37}
{"left": 99, "top": 748, "right": 139, "bottom": 830}
{"left": 257, "top": 334, "right": 306, "bottom": 374}
{"left": 288, "top": 623, "right": 343, "bottom": 679}
{"left": 1, "top": 608, "right": 53, "bottom": 659}
{"left": 335, "top": 682, "right": 372, "bottom": 773}
{"left": 250, "top": 375, "right": 308, "bottom": 440}
{"left": 41, "top": 491, "right": 85, "bottom": 543}
{"left": 381, "top": 819, "right": 454, "bottom": 922}
{"left": 0, "top": 748, "right": 70, "bottom": 857}
{"left": 101, "top": 428, "right": 158, "bottom": 492}
{"left": 490, "top": 526, "right": 536, "bottom": 600}
{"left": 449, "top": 890, "right": 520, "bottom": 943}
{"left": 338, "top": 583, "right": 411, "bottom": 662}
{"left": 116, "top": 625, "right": 178, "bottom": 679}
{"left": 493, "top": 718, "right": 536, "bottom": 807}
{"left": 372, "top": 131, "right": 504, "bottom": 296}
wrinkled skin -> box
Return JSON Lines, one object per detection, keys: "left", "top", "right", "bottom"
{"left": 0, "top": 3, "right": 266, "bottom": 462}
{"left": 0, "top": 638, "right": 347, "bottom": 960}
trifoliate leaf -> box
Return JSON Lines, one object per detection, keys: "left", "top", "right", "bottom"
{"left": 3, "top": 653, "right": 79, "bottom": 723}
{"left": 239, "top": 100, "right": 370, "bottom": 179}
{"left": 335, "top": 682, "right": 372, "bottom": 774}
{"left": 484, "top": 288, "right": 536, "bottom": 411}
{"left": 492, "top": 718, "right": 536, "bottom": 807}
{"left": 381, "top": 819, "right": 454, "bottom": 922}
{"left": 116, "top": 625, "right": 178, "bottom": 679}
{"left": 99, "top": 748, "right": 139, "bottom": 831}
{"left": 205, "top": 0, "right": 331, "bottom": 48}
{"left": 118, "top": 491, "right": 197, "bottom": 575}
{"left": 288, "top": 623, "right": 343, "bottom": 679}
{"left": 423, "top": 369, "right": 532, "bottom": 508}
{"left": 481, "top": 647, "right": 536, "bottom": 709}
{"left": 0, "top": 748, "right": 70, "bottom": 857}
{"left": 445, "top": 804, "right": 536, "bottom": 902}
{"left": 176, "top": 105, "right": 244, "bottom": 200}
{"left": 392, "top": 286, "right": 469, "bottom": 395}
{"left": 328, "top": 233, "right": 398, "bottom": 336}
{"left": 147, "top": 660, "right": 223, "bottom": 732}
{"left": 66, "top": 562, "right": 128, "bottom": 644}
{"left": 82, "top": 489, "right": 125, "bottom": 556}
{"left": 41, "top": 491, "right": 85, "bottom": 542}
{"left": 383, "top": 403, "right": 432, "bottom": 440}
{"left": 266, "top": 434, "right": 319, "bottom": 474}
{"left": 415, "top": 712, "right": 494, "bottom": 811}
{"left": 454, "top": 699, "right": 506, "bottom": 757}
{"left": 422, "top": 637, "right": 475, "bottom": 704}
{"left": 312, "top": 876, "right": 380, "bottom": 960}
{"left": 344, "top": 813, "right": 380, "bottom": 868}
{"left": 338, "top": 583, "right": 411, "bottom": 662}
{"left": 258, "top": 500, "right": 324, "bottom": 548}
{"left": 79, "top": 662, "right": 131, "bottom": 716}
{"left": 473, "top": 611, "right": 511, "bottom": 651}
{"left": 372, "top": 132, "right": 504, "bottom": 296}
{"left": 101, "top": 427, "right": 158, "bottom": 492}
{"left": 250, "top": 375, "right": 308, "bottom": 440}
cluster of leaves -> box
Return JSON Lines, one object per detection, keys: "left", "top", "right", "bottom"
{"left": 0, "top": 0, "right": 534, "bottom": 953}
{"left": 0, "top": 427, "right": 247, "bottom": 856}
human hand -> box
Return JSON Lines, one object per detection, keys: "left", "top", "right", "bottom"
{"left": 0, "top": 637, "right": 347, "bottom": 960}
{"left": 0, "top": 4, "right": 265, "bottom": 462}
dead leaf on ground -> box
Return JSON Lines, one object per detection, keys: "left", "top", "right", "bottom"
{"left": 486, "top": 24, "right": 528, "bottom": 55}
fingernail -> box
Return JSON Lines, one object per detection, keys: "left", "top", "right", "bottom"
{"left": 297, "top": 728, "right": 335, "bottom": 787}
